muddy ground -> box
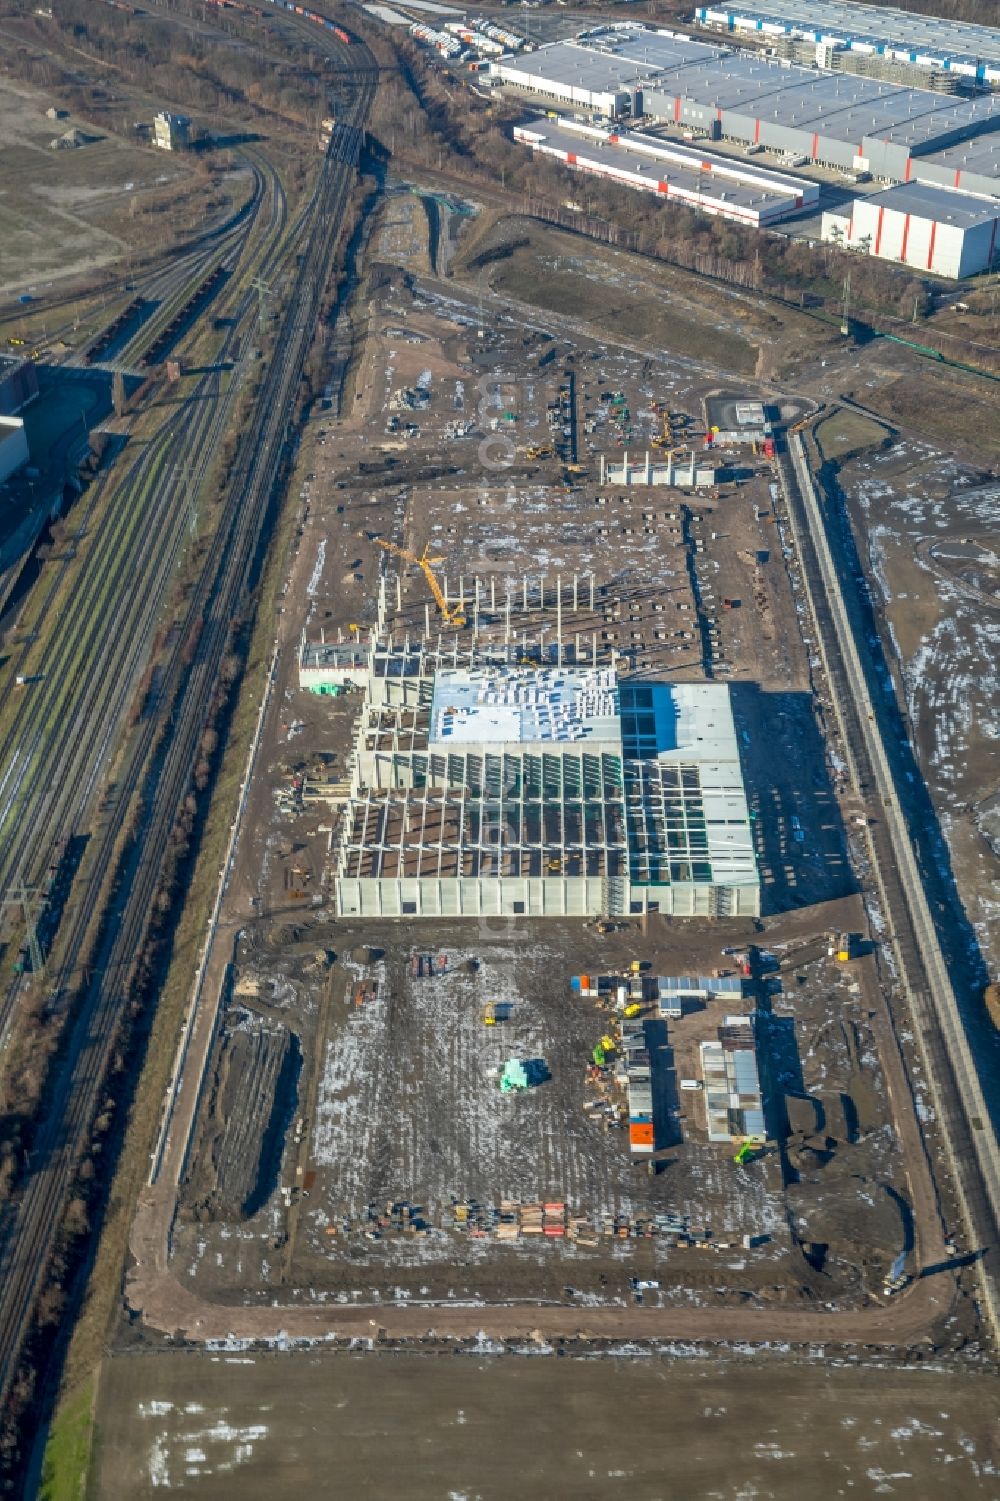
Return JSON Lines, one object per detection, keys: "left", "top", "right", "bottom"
{"left": 454, "top": 214, "right": 844, "bottom": 385}
{"left": 168, "top": 201, "right": 928, "bottom": 1321}
{"left": 176, "top": 905, "right": 909, "bottom": 1310}
{"left": 92, "top": 1348, "right": 1000, "bottom": 1499}
{"left": 836, "top": 441, "right": 1000, "bottom": 1060}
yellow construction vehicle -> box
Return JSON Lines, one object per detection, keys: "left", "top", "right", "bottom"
{"left": 564, "top": 462, "right": 587, "bottom": 476}
{"left": 524, "top": 443, "right": 553, "bottom": 460}
{"left": 370, "top": 537, "right": 466, "bottom": 628}
{"left": 733, "top": 1137, "right": 763, "bottom": 1166}
{"left": 651, "top": 410, "right": 674, "bottom": 449}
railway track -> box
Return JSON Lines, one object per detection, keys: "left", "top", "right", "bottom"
{"left": 0, "top": 15, "right": 376, "bottom": 1425}
{"left": 0, "top": 164, "right": 287, "bottom": 918}
{"left": 7, "top": 157, "right": 270, "bottom": 366}
{"left": 779, "top": 433, "right": 1000, "bottom": 1343}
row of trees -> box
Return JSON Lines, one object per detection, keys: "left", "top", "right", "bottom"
{"left": 2, "top": 0, "right": 330, "bottom": 129}
{"left": 354, "top": 21, "right": 1000, "bottom": 364}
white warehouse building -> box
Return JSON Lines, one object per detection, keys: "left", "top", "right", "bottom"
{"left": 694, "top": 3, "right": 1000, "bottom": 90}
{"left": 822, "top": 181, "right": 1000, "bottom": 278}
{"left": 514, "top": 117, "right": 817, "bottom": 226}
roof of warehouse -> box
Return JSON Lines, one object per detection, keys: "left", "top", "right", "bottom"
{"left": 923, "top": 135, "right": 1000, "bottom": 184}
{"left": 503, "top": 24, "right": 1000, "bottom": 163}
{"left": 863, "top": 179, "right": 1000, "bottom": 227}
{"left": 699, "top": 2, "right": 1000, "bottom": 67}
{"left": 656, "top": 681, "right": 744, "bottom": 765}
{"left": 585, "top": 26, "right": 722, "bottom": 70}
{"left": 807, "top": 90, "right": 987, "bottom": 146}
{"left": 646, "top": 53, "right": 818, "bottom": 111}
{"left": 520, "top": 119, "right": 800, "bottom": 209}
{"left": 429, "top": 664, "right": 621, "bottom": 747}
{"left": 499, "top": 34, "right": 722, "bottom": 92}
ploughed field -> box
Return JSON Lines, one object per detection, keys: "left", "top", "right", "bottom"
{"left": 93, "top": 1348, "right": 1000, "bottom": 1499}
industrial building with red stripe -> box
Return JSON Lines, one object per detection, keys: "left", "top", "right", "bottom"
{"left": 497, "top": 23, "right": 1000, "bottom": 278}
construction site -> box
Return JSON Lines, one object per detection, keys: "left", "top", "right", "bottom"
{"left": 149, "top": 200, "right": 980, "bottom": 1337}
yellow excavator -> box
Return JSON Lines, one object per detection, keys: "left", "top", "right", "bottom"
{"left": 371, "top": 537, "right": 466, "bottom": 628}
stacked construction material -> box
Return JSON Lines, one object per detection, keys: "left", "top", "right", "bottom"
{"left": 621, "top": 1018, "right": 655, "bottom": 1155}
{"left": 496, "top": 1200, "right": 520, "bottom": 1242}
{"left": 520, "top": 1202, "right": 544, "bottom": 1236}
{"left": 543, "top": 1201, "right": 565, "bottom": 1239}
{"left": 565, "top": 1211, "right": 593, "bottom": 1244}
{"left": 570, "top": 971, "right": 649, "bottom": 1007}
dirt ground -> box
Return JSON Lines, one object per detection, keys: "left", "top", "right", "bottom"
{"left": 162, "top": 192, "right": 950, "bottom": 1332}
{"left": 851, "top": 368, "right": 1000, "bottom": 468}
{"left": 833, "top": 440, "right": 1000, "bottom": 1075}
{"left": 454, "top": 215, "right": 844, "bottom": 384}
{"left": 0, "top": 76, "right": 208, "bottom": 293}
{"left": 175, "top": 903, "right": 912, "bottom": 1310}
{"left": 92, "top": 1348, "right": 1000, "bottom": 1499}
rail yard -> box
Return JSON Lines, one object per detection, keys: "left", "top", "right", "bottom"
{"left": 0, "top": 0, "right": 997, "bottom": 1494}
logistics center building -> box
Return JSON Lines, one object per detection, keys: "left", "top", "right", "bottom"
{"left": 822, "top": 180, "right": 1000, "bottom": 278}
{"left": 494, "top": 25, "right": 1000, "bottom": 198}
{"left": 333, "top": 646, "right": 760, "bottom": 920}
{"left": 513, "top": 117, "right": 817, "bottom": 226}
{"left": 694, "top": 3, "right": 1000, "bottom": 90}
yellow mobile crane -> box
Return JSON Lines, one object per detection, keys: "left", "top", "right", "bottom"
{"left": 371, "top": 537, "right": 466, "bottom": 628}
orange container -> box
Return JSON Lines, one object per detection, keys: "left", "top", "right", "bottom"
{"left": 629, "top": 1122, "right": 655, "bottom": 1147}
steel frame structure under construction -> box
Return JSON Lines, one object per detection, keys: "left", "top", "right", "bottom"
{"left": 332, "top": 642, "right": 760, "bottom": 920}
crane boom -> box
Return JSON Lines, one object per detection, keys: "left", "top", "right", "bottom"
{"left": 371, "top": 538, "right": 466, "bottom": 627}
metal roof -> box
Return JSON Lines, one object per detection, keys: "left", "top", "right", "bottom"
{"left": 429, "top": 664, "right": 621, "bottom": 747}
{"left": 509, "top": 34, "right": 1000, "bottom": 164}
{"left": 698, "top": 2, "right": 1000, "bottom": 70}
{"left": 863, "top": 180, "right": 1000, "bottom": 228}
{"left": 923, "top": 135, "right": 1000, "bottom": 182}
{"left": 520, "top": 119, "right": 801, "bottom": 211}
{"left": 500, "top": 35, "right": 721, "bottom": 94}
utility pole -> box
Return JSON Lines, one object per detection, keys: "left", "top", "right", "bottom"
{"left": 178, "top": 458, "right": 197, "bottom": 535}
{"left": 2, "top": 870, "right": 45, "bottom": 977}
{"left": 840, "top": 270, "right": 851, "bottom": 337}
{"left": 252, "top": 275, "right": 270, "bottom": 331}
